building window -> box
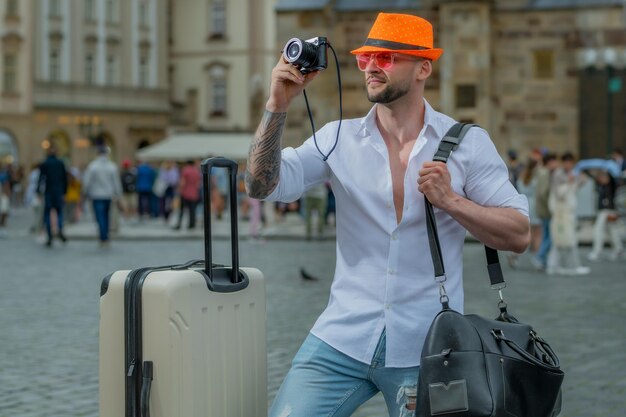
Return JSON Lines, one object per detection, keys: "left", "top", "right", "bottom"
{"left": 85, "top": 53, "right": 95, "bottom": 84}
{"left": 534, "top": 50, "right": 554, "bottom": 79}
{"left": 3, "top": 54, "right": 17, "bottom": 93}
{"left": 209, "top": 0, "right": 226, "bottom": 39}
{"left": 209, "top": 65, "right": 227, "bottom": 116}
{"left": 84, "top": 0, "right": 96, "bottom": 20}
{"left": 139, "top": 57, "right": 149, "bottom": 87}
{"left": 106, "top": 0, "right": 118, "bottom": 23}
{"left": 6, "top": 0, "right": 19, "bottom": 17}
{"left": 139, "top": 1, "right": 149, "bottom": 27}
{"left": 106, "top": 54, "right": 117, "bottom": 85}
{"left": 456, "top": 84, "right": 477, "bottom": 109}
{"left": 50, "top": 50, "right": 61, "bottom": 82}
{"left": 49, "top": 0, "right": 62, "bottom": 17}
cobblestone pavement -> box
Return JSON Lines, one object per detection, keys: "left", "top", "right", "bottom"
{"left": 1, "top": 208, "right": 625, "bottom": 416}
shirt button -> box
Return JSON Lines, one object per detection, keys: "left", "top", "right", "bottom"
{"left": 387, "top": 202, "right": 392, "bottom": 208}
{"left": 385, "top": 304, "right": 391, "bottom": 310}
{"left": 391, "top": 233, "right": 398, "bottom": 240}
{"left": 388, "top": 268, "right": 395, "bottom": 275}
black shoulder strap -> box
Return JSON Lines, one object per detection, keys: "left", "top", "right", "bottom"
{"left": 424, "top": 123, "right": 505, "bottom": 308}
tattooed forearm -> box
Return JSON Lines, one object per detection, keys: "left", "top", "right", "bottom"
{"left": 245, "top": 110, "right": 287, "bottom": 199}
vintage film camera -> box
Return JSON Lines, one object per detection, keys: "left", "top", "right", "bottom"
{"left": 283, "top": 37, "right": 328, "bottom": 73}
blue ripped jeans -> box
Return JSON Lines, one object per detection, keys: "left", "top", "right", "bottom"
{"left": 269, "top": 330, "right": 420, "bottom": 417}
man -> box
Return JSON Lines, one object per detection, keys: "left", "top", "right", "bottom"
{"left": 38, "top": 145, "right": 68, "bottom": 247}
{"left": 611, "top": 148, "right": 626, "bottom": 174}
{"left": 533, "top": 152, "right": 558, "bottom": 271}
{"left": 82, "top": 146, "right": 123, "bottom": 246}
{"left": 135, "top": 159, "right": 156, "bottom": 219}
{"left": 507, "top": 149, "right": 523, "bottom": 190}
{"left": 120, "top": 159, "right": 137, "bottom": 218}
{"left": 246, "top": 13, "right": 529, "bottom": 416}
{"left": 587, "top": 170, "right": 623, "bottom": 261}
{"left": 174, "top": 160, "right": 201, "bottom": 230}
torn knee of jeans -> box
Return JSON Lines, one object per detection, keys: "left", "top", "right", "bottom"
{"left": 397, "top": 385, "right": 417, "bottom": 413}
{"left": 396, "top": 385, "right": 417, "bottom": 417}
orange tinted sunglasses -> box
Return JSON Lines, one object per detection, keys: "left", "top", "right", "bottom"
{"left": 356, "top": 53, "right": 397, "bottom": 71}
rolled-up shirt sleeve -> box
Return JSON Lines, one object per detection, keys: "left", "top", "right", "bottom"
{"left": 265, "top": 124, "right": 333, "bottom": 203}
{"left": 463, "top": 129, "right": 529, "bottom": 217}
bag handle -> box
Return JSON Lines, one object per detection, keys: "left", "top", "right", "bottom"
{"left": 491, "top": 329, "right": 562, "bottom": 372}
{"left": 200, "top": 157, "right": 240, "bottom": 284}
{"left": 424, "top": 123, "right": 506, "bottom": 308}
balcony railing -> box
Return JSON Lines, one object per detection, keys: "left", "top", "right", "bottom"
{"left": 33, "top": 81, "right": 170, "bottom": 113}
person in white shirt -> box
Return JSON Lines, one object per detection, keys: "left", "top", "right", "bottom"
{"left": 246, "top": 12, "right": 529, "bottom": 417}
{"left": 82, "top": 146, "right": 123, "bottom": 246}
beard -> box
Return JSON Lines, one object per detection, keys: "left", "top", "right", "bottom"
{"left": 367, "top": 78, "right": 411, "bottom": 104}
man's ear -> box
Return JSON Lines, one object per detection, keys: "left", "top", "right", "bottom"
{"left": 416, "top": 59, "right": 432, "bottom": 81}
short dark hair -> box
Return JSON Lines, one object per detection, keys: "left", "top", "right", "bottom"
{"left": 543, "top": 152, "right": 557, "bottom": 165}
{"left": 561, "top": 151, "right": 575, "bottom": 162}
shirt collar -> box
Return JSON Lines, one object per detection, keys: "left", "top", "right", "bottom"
{"left": 357, "top": 99, "right": 440, "bottom": 139}
{"left": 356, "top": 105, "right": 378, "bottom": 138}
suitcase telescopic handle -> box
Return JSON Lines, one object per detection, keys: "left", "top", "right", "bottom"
{"left": 200, "top": 157, "right": 240, "bottom": 284}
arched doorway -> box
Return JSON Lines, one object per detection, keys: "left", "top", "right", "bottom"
{"left": 137, "top": 138, "right": 151, "bottom": 150}
{"left": 43, "top": 129, "right": 72, "bottom": 164}
{"left": 0, "top": 129, "right": 19, "bottom": 166}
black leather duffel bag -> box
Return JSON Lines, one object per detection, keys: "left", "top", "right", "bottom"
{"left": 418, "top": 304, "right": 564, "bottom": 417}
{"left": 417, "top": 123, "right": 564, "bottom": 417}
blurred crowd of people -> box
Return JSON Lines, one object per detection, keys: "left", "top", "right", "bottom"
{"left": 505, "top": 147, "right": 626, "bottom": 275}
{"left": 1, "top": 145, "right": 623, "bottom": 257}
{"left": 0, "top": 148, "right": 337, "bottom": 245}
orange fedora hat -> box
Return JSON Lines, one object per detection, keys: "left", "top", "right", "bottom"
{"left": 350, "top": 13, "right": 443, "bottom": 61}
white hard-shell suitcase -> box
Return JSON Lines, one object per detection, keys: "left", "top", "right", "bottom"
{"left": 99, "top": 158, "right": 267, "bottom": 417}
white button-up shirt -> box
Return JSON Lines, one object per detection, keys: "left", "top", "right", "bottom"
{"left": 266, "top": 100, "right": 528, "bottom": 367}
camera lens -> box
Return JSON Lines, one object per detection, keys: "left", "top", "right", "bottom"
{"left": 286, "top": 41, "right": 302, "bottom": 60}
{"left": 283, "top": 38, "right": 318, "bottom": 69}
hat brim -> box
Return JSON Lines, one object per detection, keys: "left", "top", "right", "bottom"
{"left": 350, "top": 46, "right": 443, "bottom": 61}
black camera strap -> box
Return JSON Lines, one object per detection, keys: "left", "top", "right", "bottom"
{"left": 302, "top": 42, "right": 342, "bottom": 161}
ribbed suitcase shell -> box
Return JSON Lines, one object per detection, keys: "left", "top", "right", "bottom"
{"left": 99, "top": 266, "right": 267, "bottom": 417}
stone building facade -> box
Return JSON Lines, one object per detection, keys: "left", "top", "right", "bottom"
{"left": 169, "top": 0, "right": 279, "bottom": 133}
{"left": 0, "top": 0, "right": 33, "bottom": 168}
{"left": 275, "top": 0, "right": 626, "bottom": 159}
{"left": 0, "top": 0, "right": 170, "bottom": 170}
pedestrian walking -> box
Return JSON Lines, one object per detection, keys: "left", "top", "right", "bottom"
{"left": 135, "top": 159, "right": 156, "bottom": 220}
{"left": 82, "top": 146, "right": 123, "bottom": 246}
{"left": 611, "top": 148, "right": 626, "bottom": 174}
{"left": 507, "top": 156, "right": 541, "bottom": 268}
{"left": 64, "top": 167, "right": 82, "bottom": 223}
{"left": 546, "top": 152, "right": 589, "bottom": 275}
{"left": 0, "top": 177, "right": 9, "bottom": 238}
{"left": 155, "top": 161, "right": 179, "bottom": 221}
{"left": 507, "top": 149, "right": 523, "bottom": 190}
{"left": 24, "top": 163, "right": 43, "bottom": 235}
{"left": 120, "top": 159, "right": 137, "bottom": 219}
{"left": 174, "top": 160, "right": 201, "bottom": 230}
{"left": 37, "top": 146, "right": 68, "bottom": 247}
{"left": 245, "top": 12, "right": 529, "bottom": 416}
{"left": 587, "top": 170, "right": 623, "bottom": 261}
{"left": 303, "top": 182, "right": 327, "bottom": 240}
{"left": 247, "top": 197, "right": 265, "bottom": 242}
{"left": 532, "top": 152, "right": 558, "bottom": 270}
